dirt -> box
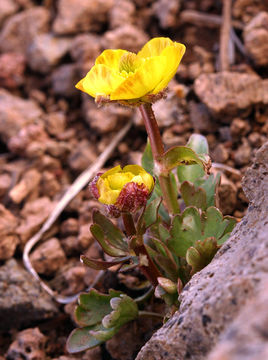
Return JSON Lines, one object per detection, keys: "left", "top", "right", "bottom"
{"left": 0, "top": 0, "right": 267, "bottom": 359}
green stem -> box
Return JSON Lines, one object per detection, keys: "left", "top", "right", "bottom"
{"left": 122, "top": 213, "right": 160, "bottom": 287}
{"left": 139, "top": 103, "right": 180, "bottom": 215}
{"left": 138, "top": 311, "right": 163, "bottom": 319}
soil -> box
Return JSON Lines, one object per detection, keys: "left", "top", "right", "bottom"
{"left": 0, "top": 0, "right": 267, "bottom": 359}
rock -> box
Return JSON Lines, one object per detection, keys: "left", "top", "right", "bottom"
{"left": 0, "top": 7, "right": 50, "bottom": 54}
{"left": 109, "top": 0, "right": 135, "bottom": 29}
{"left": 40, "top": 171, "right": 61, "bottom": 199}
{"left": 51, "top": 64, "right": 80, "bottom": 97}
{"left": 189, "top": 101, "right": 216, "bottom": 133}
{"left": 0, "top": 204, "right": 19, "bottom": 260}
{"left": 234, "top": 138, "right": 252, "bottom": 166}
{"left": 43, "top": 112, "right": 66, "bottom": 137}
{"left": 67, "top": 140, "right": 98, "bottom": 172}
{"left": 103, "top": 25, "right": 149, "bottom": 53}
{"left": 212, "top": 144, "right": 229, "bottom": 163}
{"left": 6, "top": 327, "right": 47, "bottom": 360}
{"left": 30, "top": 238, "right": 67, "bottom": 276}
{"left": 70, "top": 34, "right": 102, "bottom": 71}
{"left": 27, "top": 33, "right": 72, "bottom": 73}
{"left": 9, "top": 168, "right": 41, "bottom": 204}
{"left": 153, "top": 0, "right": 181, "bottom": 28}
{"left": 208, "top": 279, "right": 268, "bottom": 360}
{"left": 83, "top": 98, "right": 132, "bottom": 133}
{"left": 0, "top": 52, "right": 26, "bottom": 89}
{"left": 136, "top": 141, "right": 268, "bottom": 360}
{"left": 61, "top": 223, "right": 93, "bottom": 256}
{"left": 233, "top": 0, "right": 268, "bottom": 23}
{"left": 230, "top": 118, "right": 251, "bottom": 138}
{"left": 60, "top": 218, "right": 79, "bottom": 236}
{"left": 0, "top": 0, "right": 18, "bottom": 27}
{"left": 0, "top": 89, "right": 43, "bottom": 143}
{"left": 53, "top": 0, "right": 113, "bottom": 35}
{"left": 194, "top": 72, "right": 268, "bottom": 119}
{"left": 218, "top": 173, "right": 237, "bottom": 215}
{"left": 17, "top": 197, "right": 55, "bottom": 245}
{"left": 243, "top": 12, "right": 268, "bottom": 67}
{"left": 0, "top": 259, "right": 58, "bottom": 330}
{"left": 0, "top": 173, "right": 12, "bottom": 197}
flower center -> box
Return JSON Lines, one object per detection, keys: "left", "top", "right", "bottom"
{"left": 118, "top": 53, "right": 141, "bottom": 75}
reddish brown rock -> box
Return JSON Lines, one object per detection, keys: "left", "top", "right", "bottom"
{"left": 103, "top": 25, "right": 149, "bottom": 53}
{"left": 109, "top": 0, "right": 135, "bottom": 29}
{"left": 243, "top": 12, "right": 268, "bottom": 67}
{"left": 0, "top": 173, "right": 12, "bottom": 197}
{"left": 233, "top": 0, "right": 268, "bottom": 23}
{"left": 67, "top": 140, "right": 98, "bottom": 172}
{"left": 53, "top": 0, "right": 113, "bottom": 35}
{"left": 17, "top": 197, "right": 55, "bottom": 245}
{"left": 27, "top": 33, "right": 72, "bottom": 73}
{"left": 230, "top": 118, "right": 251, "bottom": 138}
{"left": 43, "top": 112, "right": 66, "bottom": 137}
{"left": 0, "top": 204, "right": 19, "bottom": 260}
{"left": 0, "top": 7, "right": 50, "bottom": 54}
{"left": 51, "top": 64, "right": 80, "bottom": 97}
{"left": 70, "top": 34, "right": 102, "bottom": 71}
{"left": 0, "top": 52, "right": 25, "bottom": 89}
{"left": 30, "top": 238, "right": 67, "bottom": 276}
{"left": 0, "top": 89, "right": 43, "bottom": 144}
{"left": 234, "top": 139, "right": 252, "bottom": 166}
{"left": 0, "top": 0, "right": 18, "bottom": 27}
{"left": 153, "top": 0, "right": 181, "bottom": 28}
{"left": 6, "top": 327, "right": 47, "bottom": 360}
{"left": 194, "top": 72, "right": 268, "bottom": 119}
{"left": 218, "top": 173, "right": 237, "bottom": 215}
{"left": 9, "top": 168, "right": 41, "bottom": 204}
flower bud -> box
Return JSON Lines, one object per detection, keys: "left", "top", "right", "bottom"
{"left": 89, "top": 165, "right": 154, "bottom": 215}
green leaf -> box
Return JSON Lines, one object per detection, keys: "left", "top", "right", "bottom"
{"left": 93, "top": 211, "right": 128, "bottom": 251}
{"left": 142, "top": 140, "right": 154, "bottom": 175}
{"left": 202, "top": 207, "right": 229, "bottom": 240}
{"left": 67, "top": 324, "right": 103, "bottom": 353}
{"left": 158, "top": 146, "right": 204, "bottom": 173}
{"left": 157, "top": 277, "right": 177, "bottom": 294}
{"left": 180, "top": 181, "right": 207, "bottom": 210}
{"left": 186, "top": 134, "right": 209, "bottom": 155}
{"left": 177, "top": 164, "right": 205, "bottom": 183}
{"left": 143, "top": 197, "right": 162, "bottom": 229}
{"left": 186, "top": 237, "right": 218, "bottom": 274}
{"left": 81, "top": 255, "right": 132, "bottom": 270}
{"left": 101, "top": 294, "right": 139, "bottom": 329}
{"left": 90, "top": 224, "right": 128, "bottom": 257}
{"left": 195, "top": 173, "right": 220, "bottom": 207}
{"left": 75, "top": 289, "right": 122, "bottom": 327}
{"left": 168, "top": 207, "right": 202, "bottom": 257}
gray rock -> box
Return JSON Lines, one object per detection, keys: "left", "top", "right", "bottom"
{"left": 194, "top": 72, "right": 268, "bottom": 119}
{"left": 136, "top": 141, "right": 268, "bottom": 360}
{"left": 0, "top": 259, "right": 58, "bottom": 330}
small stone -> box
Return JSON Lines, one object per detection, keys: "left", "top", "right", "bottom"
{"left": 51, "top": 64, "right": 80, "bottom": 97}
{"left": 0, "top": 52, "right": 26, "bottom": 89}
{"left": 17, "top": 197, "right": 55, "bottom": 245}
{"left": 60, "top": 218, "right": 79, "bottom": 236}
{"left": 6, "top": 327, "right": 47, "bottom": 360}
{"left": 218, "top": 173, "right": 237, "bottom": 215}
{"left": 0, "top": 7, "right": 50, "bottom": 54}
{"left": 0, "top": 173, "right": 12, "bottom": 197}
{"left": 189, "top": 101, "right": 216, "bottom": 133}
{"left": 243, "top": 12, "right": 268, "bottom": 67}
{"left": 0, "top": 89, "right": 43, "bottom": 144}
{"left": 234, "top": 139, "right": 252, "bottom": 166}
{"left": 103, "top": 25, "right": 149, "bottom": 53}
{"left": 109, "top": 0, "right": 135, "bottom": 29}
{"left": 0, "top": 204, "right": 19, "bottom": 260}
{"left": 194, "top": 72, "right": 268, "bottom": 119}
{"left": 0, "top": 259, "right": 58, "bottom": 330}
{"left": 67, "top": 140, "right": 98, "bottom": 172}
{"left": 0, "top": 0, "right": 19, "bottom": 27}
{"left": 153, "top": 0, "right": 181, "bottom": 28}
{"left": 230, "top": 118, "right": 251, "bottom": 138}
{"left": 53, "top": 0, "right": 113, "bottom": 35}
{"left": 30, "top": 238, "right": 67, "bottom": 276}
{"left": 27, "top": 33, "right": 72, "bottom": 73}
{"left": 40, "top": 171, "right": 61, "bottom": 199}
{"left": 44, "top": 112, "right": 66, "bottom": 137}
{"left": 9, "top": 168, "right": 41, "bottom": 204}
{"left": 212, "top": 144, "right": 229, "bottom": 163}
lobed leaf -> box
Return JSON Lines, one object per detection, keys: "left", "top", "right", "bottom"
{"left": 81, "top": 254, "right": 132, "bottom": 270}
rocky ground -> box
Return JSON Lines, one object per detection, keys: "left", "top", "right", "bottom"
{"left": 0, "top": 0, "right": 267, "bottom": 359}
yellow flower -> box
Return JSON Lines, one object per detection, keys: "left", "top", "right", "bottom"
{"left": 76, "top": 37, "right": 186, "bottom": 102}
{"left": 89, "top": 165, "right": 154, "bottom": 214}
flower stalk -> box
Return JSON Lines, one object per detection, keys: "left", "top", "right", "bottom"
{"left": 139, "top": 103, "right": 180, "bottom": 215}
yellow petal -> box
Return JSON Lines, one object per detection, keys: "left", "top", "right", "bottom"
{"left": 95, "top": 49, "right": 128, "bottom": 70}
{"left": 123, "top": 165, "right": 145, "bottom": 175}
{"left": 97, "top": 177, "right": 120, "bottom": 204}
{"left": 75, "top": 65, "right": 125, "bottom": 98}
{"left": 101, "top": 165, "right": 122, "bottom": 179}
{"left": 123, "top": 165, "right": 154, "bottom": 192}
{"left": 152, "top": 42, "right": 186, "bottom": 94}
{"left": 110, "top": 56, "right": 167, "bottom": 100}
{"left": 137, "top": 37, "right": 174, "bottom": 58}
{"left": 108, "top": 172, "right": 133, "bottom": 190}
